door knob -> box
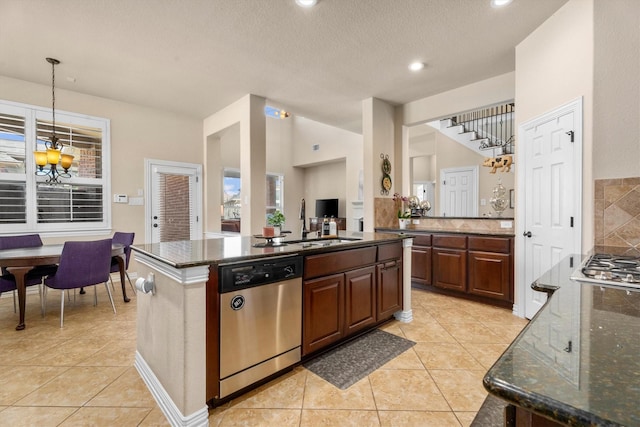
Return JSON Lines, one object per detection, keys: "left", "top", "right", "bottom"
{"left": 523, "top": 231, "right": 532, "bottom": 238}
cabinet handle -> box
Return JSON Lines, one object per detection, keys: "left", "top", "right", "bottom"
{"left": 381, "top": 261, "right": 397, "bottom": 270}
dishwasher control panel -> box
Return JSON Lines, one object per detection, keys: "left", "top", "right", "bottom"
{"left": 219, "top": 256, "right": 303, "bottom": 292}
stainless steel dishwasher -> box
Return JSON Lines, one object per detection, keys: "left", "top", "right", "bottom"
{"left": 218, "top": 255, "right": 303, "bottom": 398}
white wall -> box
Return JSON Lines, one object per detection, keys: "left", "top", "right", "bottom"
{"left": 515, "top": 0, "right": 594, "bottom": 249}
{"left": 401, "top": 73, "right": 515, "bottom": 127}
{"left": 0, "top": 75, "right": 202, "bottom": 245}
{"left": 304, "top": 161, "right": 347, "bottom": 218}
{"left": 292, "top": 115, "right": 363, "bottom": 230}
{"left": 363, "top": 98, "right": 396, "bottom": 231}
{"left": 203, "top": 94, "right": 267, "bottom": 236}
{"left": 593, "top": 0, "right": 640, "bottom": 179}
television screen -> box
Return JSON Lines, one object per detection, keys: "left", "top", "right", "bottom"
{"left": 315, "top": 198, "right": 339, "bottom": 218}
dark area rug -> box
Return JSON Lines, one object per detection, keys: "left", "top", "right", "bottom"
{"left": 471, "top": 394, "right": 508, "bottom": 426}
{"left": 303, "top": 329, "right": 416, "bottom": 390}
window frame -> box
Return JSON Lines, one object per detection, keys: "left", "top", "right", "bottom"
{"left": 0, "top": 99, "right": 111, "bottom": 236}
{"left": 222, "top": 167, "right": 284, "bottom": 221}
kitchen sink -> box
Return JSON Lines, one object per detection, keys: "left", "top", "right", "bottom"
{"left": 288, "top": 237, "right": 361, "bottom": 248}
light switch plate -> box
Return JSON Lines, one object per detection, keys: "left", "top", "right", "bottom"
{"left": 500, "top": 221, "right": 513, "bottom": 229}
{"left": 113, "top": 194, "right": 128, "bottom": 203}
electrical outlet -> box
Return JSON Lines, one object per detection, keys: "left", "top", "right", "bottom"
{"left": 500, "top": 221, "right": 513, "bottom": 229}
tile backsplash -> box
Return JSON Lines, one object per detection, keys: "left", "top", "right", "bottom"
{"left": 595, "top": 177, "right": 640, "bottom": 248}
{"left": 374, "top": 197, "right": 515, "bottom": 235}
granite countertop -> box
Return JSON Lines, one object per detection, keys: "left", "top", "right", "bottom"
{"left": 131, "top": 231, "right": 406, "bottom": 268}
{"left": 483, "top": 254, "right": 640, "bottom": 426}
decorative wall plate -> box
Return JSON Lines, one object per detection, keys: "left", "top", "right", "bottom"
{"left": 380, "top": 154, "right": 391, "bottom": 195}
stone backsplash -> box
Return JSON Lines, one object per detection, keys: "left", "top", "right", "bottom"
{"left": 374, "top": 197, "right": 515, "bottom": 235}
{"left": 594, "top": 177, "right": 640, "bottom": 248}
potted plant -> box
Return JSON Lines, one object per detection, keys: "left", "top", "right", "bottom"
{"left": 264, "top": 210, "right": 285, "bottom": 236}
{"left": 397, "top": 208, "right": 411, "bottom": 229}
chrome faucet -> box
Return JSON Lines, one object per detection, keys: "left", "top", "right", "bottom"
{"left": 300, "top": 198, "right": 308, "bottom": 238}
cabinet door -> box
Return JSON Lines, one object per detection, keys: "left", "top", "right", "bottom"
{"left": 432, "top": 248, "right": 467, "bottom": 291}
{"left": 468, "top": 251, "right": 512, "bottom": 302}
{"left": 411, "top": 246, "right": 432, "bottom": 286}
{"left": 344, "top": 266, "right": 376, "bottom": 336}
{"left": 303, "top": 273, "right": 345, "bottom": 356}
{"left": 377, "top": 260, "right": 403, "bottom": 319}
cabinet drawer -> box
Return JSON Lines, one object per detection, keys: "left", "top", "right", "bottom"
{"left": 304, "top": 246, "right": 377, "bottom": 279}
{"left": 432, "top": 234, "right": 467, "bottom": 250}
{"left": 378, "top": 242, "right": 402, "bottom": 262}
{"left": 410, "top": 234, "right": 431, "bottom": 247}
{"left": 468, "top": 236, "right": 511, "bottom": 253}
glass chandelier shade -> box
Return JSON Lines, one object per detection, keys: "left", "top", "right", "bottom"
{"left": 33, "top": 57, "right": 74, "bottom": 184}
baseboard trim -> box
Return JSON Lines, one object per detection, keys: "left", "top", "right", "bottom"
{"left": 394, "top": 309, "right": 413, "bottom": 323}
{"left": 134, "top": 351, "right": 209, "bottom": 427}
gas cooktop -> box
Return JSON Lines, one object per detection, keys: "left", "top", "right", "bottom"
{"left": 571, "top": 253, "right": 640, "bottom": 289}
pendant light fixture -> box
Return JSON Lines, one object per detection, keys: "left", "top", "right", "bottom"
{"left": 33, "top": 57, "right": 74, "bottom": 183}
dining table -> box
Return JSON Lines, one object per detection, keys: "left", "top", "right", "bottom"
{"left": 0, "top": 243, "right": 128, "bottom": 331}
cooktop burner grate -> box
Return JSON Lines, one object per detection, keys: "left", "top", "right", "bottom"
{"left": 581, "top": 254, "right": 640, "bottom": 284}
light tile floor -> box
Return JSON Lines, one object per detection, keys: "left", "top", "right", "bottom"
{"left": 0, "top": 285, "right": 528, "bottom": 426}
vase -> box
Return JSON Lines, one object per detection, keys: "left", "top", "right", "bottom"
{"left": 398, "top": 218, "right": 408, "bottom": 229}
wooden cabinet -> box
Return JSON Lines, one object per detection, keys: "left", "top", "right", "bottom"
{"left": 398, "top": 231, "right": 514, "bottom": 308}
{"left": 432, "top": 234, "right": 467, "bottom": 292}
{"left": 377, "top": 259, "right": 402, "bottom": 319}
{"left": 344, "top": 266, "right": 376, "bottom": 335}
{"left": 302, "top": 242, "right": 403, "bottom": 357}
{"left": 468, "top": 236, "right": 513, "bottom": 302}
{"left": 410, "top": 234, "right": 432, "bottom": 287}
{"left": 303, "top": 273, "right": 345, "bottom": 355}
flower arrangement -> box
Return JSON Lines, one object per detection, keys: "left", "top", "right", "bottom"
{"left": 393, "top": 193, "right": 412, "bottom": 219}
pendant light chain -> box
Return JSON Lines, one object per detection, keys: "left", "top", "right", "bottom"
{"left": 46, "top": 57, "right": 60, "bottom": 147}
{"left": 51, "top": 58, "right": 56, "bottom": 142}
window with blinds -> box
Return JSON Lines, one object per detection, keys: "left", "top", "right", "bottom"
{"left": 0, "top": 100, "right": 110, "bottom": 234}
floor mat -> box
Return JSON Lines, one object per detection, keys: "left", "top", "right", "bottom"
{"left": 303, "top": 328, "right": 416, "bottom": 390}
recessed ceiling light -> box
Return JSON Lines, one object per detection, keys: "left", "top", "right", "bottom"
{"left": 409, "top": 62, "right": 425, "bottom": 72}
{"left": 295, "top": 0, "right": 317, "bottom": 7}
{"left": 491, "top": 0, "right": 513, "bottom": 7}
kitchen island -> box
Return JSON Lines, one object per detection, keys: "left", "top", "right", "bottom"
{"left": 483, "top": 254, "right": 640, "bottom": 426}
{"left": 130, "top": 231, "right": 411, "bottom": 427}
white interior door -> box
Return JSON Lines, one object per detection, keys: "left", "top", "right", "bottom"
{"left": 145, "top": 159, "right": 202, "bottom": 243}
{"left": 518, "top": 99, "right": 582, "bottom": 319}
{"left": 440, "top": 166, "right": 478, "bottom": 217}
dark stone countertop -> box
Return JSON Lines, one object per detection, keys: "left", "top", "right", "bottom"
{"left": 375, "top": 227, "right": 515, "bottom": 237}
{"left": 131, "top": 231, "right": 407, "bottom": 268}
{"left": 483, "top": 253, "right": 640, "bottom": 426}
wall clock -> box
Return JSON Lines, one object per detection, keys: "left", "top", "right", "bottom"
{"left": 380, "top": 154, "right": 391, "bottom": 195}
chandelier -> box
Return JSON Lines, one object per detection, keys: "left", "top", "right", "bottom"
{"left": 33, "top": 57, "right": 74, "bottom": 183}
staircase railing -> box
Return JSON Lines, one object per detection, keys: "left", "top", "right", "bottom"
{"left": 450, "top": 102, "right": 514, "bottom": 154}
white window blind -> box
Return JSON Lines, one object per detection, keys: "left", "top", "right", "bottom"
{"left": 0, "top": 100, "right": 110, "bottom": 234}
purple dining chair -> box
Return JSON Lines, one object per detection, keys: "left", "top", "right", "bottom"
{"left": 109, "top": 232, "right": 135, "bottom": 294}
{"left": 43, "top": 239, "right": 115, "bottom": 327}
{"left": 0, "top": 234, "right": 57, "bottom": 313}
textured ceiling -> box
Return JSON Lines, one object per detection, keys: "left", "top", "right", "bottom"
{"left": 0, "top": 0, "right": 567, "bottom": 133}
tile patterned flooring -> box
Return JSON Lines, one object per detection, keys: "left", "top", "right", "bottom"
{"left": 0, "top": 284, "right": 528, "bottom": 426}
